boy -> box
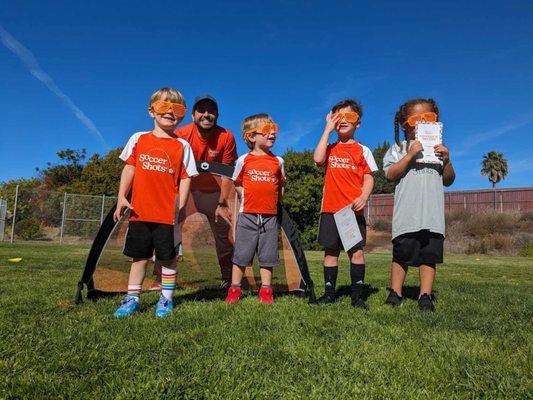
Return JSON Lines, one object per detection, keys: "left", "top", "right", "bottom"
{"left": 225, "top": 114, "right": 285, "bottom": 304}
{"left": 313, "top": 99, "right": 377, "bottom": 308}
{"left": 113, "top": 87, "right": 198, "bottom": 318}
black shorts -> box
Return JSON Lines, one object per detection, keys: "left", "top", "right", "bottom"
{"left": 317, "top": 212, "right": 366, "bottom": 252}
{"left": 392, "top": 230, "right": 444, "bottom": 267}
{"left": 123, "top": 221, "right": 176, "bottom": 261}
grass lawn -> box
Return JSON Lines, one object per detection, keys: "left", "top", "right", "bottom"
{"left": 0, "top": 243, "right": 531, "bottom": 399}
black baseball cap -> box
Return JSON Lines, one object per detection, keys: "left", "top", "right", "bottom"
{"left": 193, "top": 94, "right": 218, "bottom": 112}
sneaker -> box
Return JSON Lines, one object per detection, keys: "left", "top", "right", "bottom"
{"left": 418, "top": 293, "right": 435, "bottom": 312}
{"left": 113, "top": 295, "right": 140, "bottom": 318}
{"left": 220, "top": 280, "right": 231, "bottom": 290}
{"left": 225, "top": 286, "right": 242, "bottom": 304}
{"left": 258, "top": 286, "right": 274, "bottom": 304}
{"left": 155, "top": 295, "right": 174, "bottom": 318}
{"left": 351, "top": 284, "right": 368, "bottom": 309}
{"left": 312, "top": 293, "right": 336, "bottom": 304}
{"left": 385, "top": 290, "right": 403, "bottom": 307}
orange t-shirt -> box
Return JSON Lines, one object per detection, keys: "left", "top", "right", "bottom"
{"left": 320, "top": 142, "right": 378, "bottom": 214}
{"left": 175, "top": 123, "right": 237, "bottom": 192}
{"left": 232, "top": 152, "right": 286, "bottom": 215}
{"left": 119, "top": 131, "right": 198, "bottom": 224}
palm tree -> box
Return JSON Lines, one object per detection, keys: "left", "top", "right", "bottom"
{"left": 481, "top": 151, "right": 508, "bottom": 188}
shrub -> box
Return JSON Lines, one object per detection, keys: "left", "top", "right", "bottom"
{"left": 519, "top": 241, "right": 533, "bottom": 257}
{"left": 16, "top": 218, "right": 44, "bottom": 240}
{"left": 464, "top": 211, "right": 516, "bottom": 236}
{"left": 370, "top": 218, "right": 392, "bottom": 232}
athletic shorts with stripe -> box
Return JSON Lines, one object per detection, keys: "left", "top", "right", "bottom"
{"left": 232, "top": 213, "right": 279, "bottom": 267}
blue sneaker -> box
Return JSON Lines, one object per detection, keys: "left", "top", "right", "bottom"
{"left": 113, "top": 295, "right": 140, "bottom": 318}
{"left": 155, "top": 295, "right": 173, "bottom": 318}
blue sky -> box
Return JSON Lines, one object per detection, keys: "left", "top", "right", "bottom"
{"left": 1, "top": 0, "right": 532, "bottom": 190}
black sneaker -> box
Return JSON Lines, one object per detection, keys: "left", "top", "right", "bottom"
{"left": 313, "top": 293, "right": 336, "bottom": 304}
{"left": 385, "top": 290, "right": 403, "bottom": 307}
{"left": 350, "top": 285, "right": 368, "bottom": 309}
{"left": 351, "top": 296, "right": 368, "bottom": 309}
{"left": 418, "top": 293, "right": 435, "bottom": 312}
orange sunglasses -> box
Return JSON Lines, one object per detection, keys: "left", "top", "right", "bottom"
{"left": 402, "top": 112, "right": 438, "bottom": 127}
{"left": 151, "top": 100, "right": 187, "bottom": 117}
{"left": 243, "top": 121, "right": 279, "bottom": 139}
{"left": 335, "top": 111, "right": 360, "bottom": 124}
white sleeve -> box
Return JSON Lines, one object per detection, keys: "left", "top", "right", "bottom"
{"left": 362, "top": 145, "right": 378, "bottom": 172}
{"left": 178, "top": 138, "right": 199, "bottom": 177}
{"left": 119, "top": 131, "right": 149, "bottom": 161}
{"left": 277, "top": 156, "right": 286, "bottom": 182}
{"left": 382, "top": 144, "right": 402, "bottom": 177}
{"left": 232, "top": 154, "right": 246, "bottom": 182}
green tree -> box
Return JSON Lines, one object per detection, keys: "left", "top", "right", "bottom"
{"left": 372, "top": 141, "right": 395, "bottom": 194}
{"left": 36, "top": 148, "right": 87, "bottom": 190}
{"left": 70, "top": 148, "right": 123, "bottom": 195}
{"left": 481, "top": 151, "right": 508, "bottom": 188}
{"left": 281, "top": 149, "right": 324, "bottom": 250}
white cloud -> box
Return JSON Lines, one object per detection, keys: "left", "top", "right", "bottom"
{"left": 0, "top": 26, "right": 108, "bottom": 149}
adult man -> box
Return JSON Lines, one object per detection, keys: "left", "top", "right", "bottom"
{"left": 175, "top": 95, "right": 237, "bottom": 287}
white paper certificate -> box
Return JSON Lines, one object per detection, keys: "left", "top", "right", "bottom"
{"left": 415, "top": 122, "right": 443, "bottom": 164}
{"left": 333, "top": 204, "right": 363, "bottom": 251}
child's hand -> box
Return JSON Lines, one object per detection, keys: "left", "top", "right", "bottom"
{"left": 114, "top": 196, "right": 132, "bottom": 222}
{"left": 407, "top": 140, "right": 423, "bottom": 158}
{"left": 324, "top": 112, "right": 340, "bottom": 134}
{"left": 434, "top": 144, "right": 450, "bottom": 163}
{"left": 351, "top": 196, "right": 368, "bottom": 212}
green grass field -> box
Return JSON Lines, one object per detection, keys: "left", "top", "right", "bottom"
{"left": 0, "top": 243, "right": 531, "bottom": 399}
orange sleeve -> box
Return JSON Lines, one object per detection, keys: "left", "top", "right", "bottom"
{"left": 222, "top": 131, "right": 238, "bottom": 165}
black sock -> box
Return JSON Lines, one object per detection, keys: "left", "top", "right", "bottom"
{"left": 350, "top": 263, "right": 365, "bottom": 287}
{"left": 324, "top": 266, "right": 338, "bottom": 296}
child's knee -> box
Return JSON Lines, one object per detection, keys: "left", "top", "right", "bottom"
{"left": 349, "top": 249, "right": 364, "bottom": 264}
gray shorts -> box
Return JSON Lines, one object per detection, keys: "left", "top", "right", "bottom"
{"left": 232, "top": 213, "right": 279, "bottom": 267}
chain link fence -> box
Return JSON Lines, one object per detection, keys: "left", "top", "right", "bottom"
{"left": 2, "top": 186, "right": 116, "bottom": 244}
{"left": 2, "top": 185, "right": 532, "bottom": 244}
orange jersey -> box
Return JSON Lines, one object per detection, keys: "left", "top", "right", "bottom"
{"left": 175, "top": 123, "right": 237, "bottom": 192}
{"left": 232, "top": 152, "right": 286, "bottom": 215}
{"left": 119, "top": 131, "right": 198, "bottom": 224}
{"left": 320, "top": 142, "right": 377, "bottom": 214}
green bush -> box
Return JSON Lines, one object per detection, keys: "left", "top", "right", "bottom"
{"left": 16, "top": 219, "right": 44, "bottom": 240}
{"left": 520, "top": 241, "right": 533, "bottom": 257}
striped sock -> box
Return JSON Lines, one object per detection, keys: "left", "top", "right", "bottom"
{"left": 127, "top": 284, "right": 142, "bottom": 301}
{"left": 161, "top": 267, "right": 177, "bottom": 301}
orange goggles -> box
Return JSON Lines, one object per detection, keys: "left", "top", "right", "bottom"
{"left": 335, "top": 111, "right": 360, "bottom": 124}
{"left": 243, "top": 121, "right": 279, "bottom": 139}
{"left": 151, "top": 100, "right": 186, "bottom": 117}
{"left": 403, "top": 112, "right": 438, "bottom": 127}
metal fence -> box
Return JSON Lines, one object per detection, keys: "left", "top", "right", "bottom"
{"left": 2, "top": 186, "right": 116, "bottom": 244}
{"left": 0, "top": 199, "right": 7, "bottom": 242}
{"left": 2, "top": 185, "right": 532, "bottom": 244}
{"left": 367, "top": 187, "right": 533, "bottom": 222}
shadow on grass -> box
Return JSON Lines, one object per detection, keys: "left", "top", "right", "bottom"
{"left": 335, "top": 284, "right": 380, "bottom": 301}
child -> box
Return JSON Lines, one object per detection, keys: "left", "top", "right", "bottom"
{"left": 313, "top": 99, "right": 377, "bottom": 308}
{"left": 225, "top": 114, "right": 286, "bottom": 304}
{"left": 383, "top": 98, "right": 455, "bottom": 311}
{"left": 113, "top": 87, "right": 198, "bottom": 318}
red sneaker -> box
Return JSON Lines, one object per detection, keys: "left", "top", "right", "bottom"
{"left": 225, "top": 286, "right": 242, "bottom": 304}
{"left": 258, "top": 286, "right": 274, "bottom": 304}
